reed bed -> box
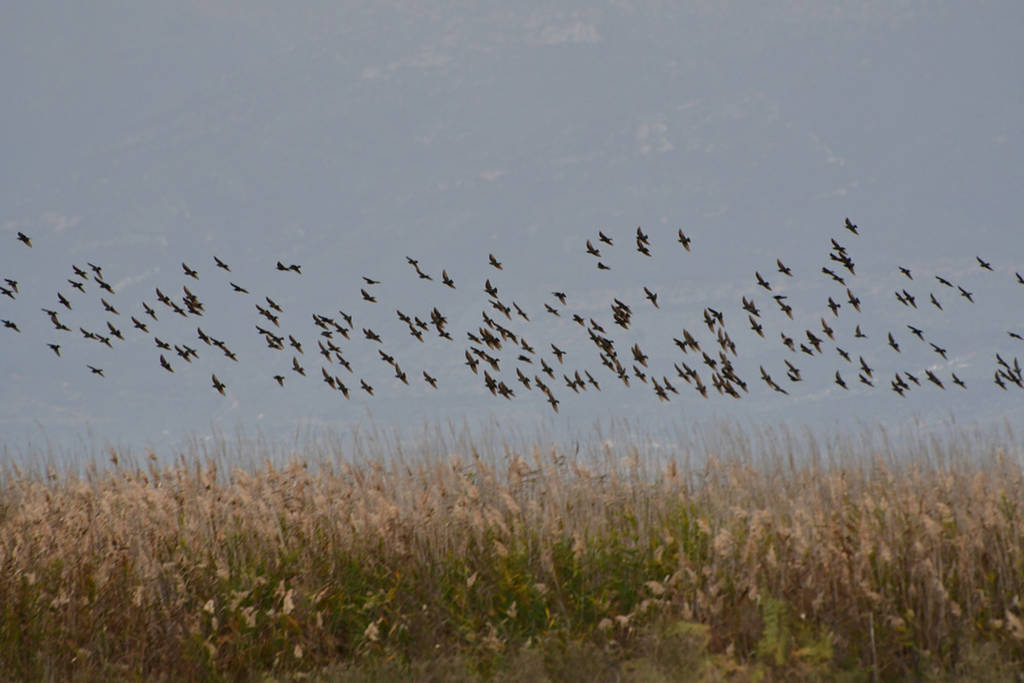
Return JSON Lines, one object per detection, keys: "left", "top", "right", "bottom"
{"left": 1, "top": 423, "right": 1023, "bottom": 681}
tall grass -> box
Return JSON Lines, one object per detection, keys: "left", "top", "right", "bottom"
{"left": 1, "top": 422, "right": 1023, "bottom": 680}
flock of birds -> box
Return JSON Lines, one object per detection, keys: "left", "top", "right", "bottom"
{"left": 3, "top": 220, "right": 1024, "bottom": 415}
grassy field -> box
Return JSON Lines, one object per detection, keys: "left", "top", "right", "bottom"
{"left": 2, "top": 423, "right": 1023, "bottom": 681}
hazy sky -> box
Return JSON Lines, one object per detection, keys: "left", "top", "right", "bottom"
{"left": 2, "top": 2, "right": 1023, "bottom": 457}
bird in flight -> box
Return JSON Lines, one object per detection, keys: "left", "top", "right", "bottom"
{"left": 182, "top": 263, "right": 199, "bottom": 279}
{"left": 277, "top": 261, "right": 302, "bottom": 273}
{"left": 677, "top": 230, "right": 691, "bottom": 251}
{"left": 87, "top": 365, "right": 104, "bottom": 376}
{"left": 844, "top": 217, "right": 858, "bottom": 234}
{"left": 598, "top": 231, "right": 613, "bottom": 246}
{"left": 489, "top": 253, "right": 502, "bottom": 270}
{"left": 212, "top": 374, "right": 226, "bottom": 395}
{"left": 214, "top": 256, "right": 231, "bottom": 271}
{"left": 977, "top": 256, "right": 993, "bottom": 271}
{"left": 17, "top": 232, "right": 32, "bottom": 247}
{"left": 643, "top": 286, "right": 659, "bottom": 308}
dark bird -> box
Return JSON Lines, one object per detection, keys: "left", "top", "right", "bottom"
{"left": 182, "top": 263, "right": 199, "bottom": 279}
{"left": 858, "top": 373, "right": 874, "bottom": 388}
{"left": 551, "top": 344, "right": 566, "bottom": 363}
{"left": 2, "top": 320, "right": 20, "bottom": 332}
{"left": 834, "top": 371, "right": 848, "bottom": 390}
{"left": 776, "top": 259, "right": 792, "bottom": 277}
{"left": 859, "top": 356, "right": 873, "bottom": 376}
{"left": 102, "top": 298, "right": 119, "bottom": 315}
{"left": 930, "top": 343, "right": 948, "bottom": 360}
{"left": 925, "top": 369, "right": 944, "bottom": 389}
{"left": 360, "top": 379, "right": 374, "bottom": 396}
{"left": 154, "top": 337, "right": 171, "bottom": 350}
{"left": 4, "top": 278, "right": 18, "bottom": 293}
{"left": 106, "top": 322, "right": 124, "bottom": 340}
{"left": 265, "top": 297, "right": 282, "bottom": 312}
{"left": 902, "top": 289, "right": 917, "bottom": 308}
{"left": 361, "top": 289, "right": 377, "bottom": 303}
{"left": 143, "top": 302, "right": 157, "bottom": 320}
{"left": 160, "top": 355, "right": 173, "bottom": 373}
{"left": 598, "top": 231, "right": 613, "bottom": 245}
{"left": 292, "top": 357, "right": 305, "bottom": 376}
{"left": 544, "top": 304, "right": 559, "bottom": 316}
{"left": 230, "top": 282, "right": 249, "bottom": 294}
{"left": 72, "top": 265, "right": 88, "bottom": 279}
{"left": 836, "top": 347, "right": 851, "bottom": 363}
{"left": 96, "top": 277, "right": 114, "bottom": 294}
{"left": 16, "top": 232, "right": 32, "bottom": 247}
{"left": 844, "top": 217, "right": 858, "bottom": 234}
{"left": 855, "top": 325, "right": 867, "bottom": 339}
{"left": 423, "top": 371, "right": 438, "bottom": 388}
{"left": 907, "top": 325, "right": 924, "bottom": 341}
{"left": 212, "top": 374, "right": 226, "bottom": 395}
{"left": 755, "top": 272, "right": 771, "bottom": 291}
{"left": 977, "top": 256, "right": 993, "bottom": 271}
{"left": 363, "top": 276, "right": 381, "bottom": 285}
{"left": 958, "top": 286, "right": 974, "bottom": 303}
{"left": 805, "top": 330, "right": 823, "bottom": 353}
{"left": 277, "top": 261, "right": 301, "bottom": 273}
{"left": 214, "top": 256, "right": 231, "bottom": 271}
{"left": 888, "top": 332, "right": 900, "bottom": 352}
{"left": 821, "top": 318, "right": 834, "bottom": 339}
{"left": 1010, "top": 332, "right": 1024, "bottom": 342}
{"left": 552, "top": 291, "right": 567, "bottom": 305}
{"left": 749, "top": 315, "right": 764, "bottom": 338}
{"left": 827, "top": 298, "right": 840, "bottom": 316}
{"left": 952, "top": 373, "right": 966, "bottom": 389}
{"left": 597, "top": 261, "right": 610, "bottom": 271}
{"left": 821, "top": 267, "right": 845, "bottom": 285}
{"left": 0, "top": 286, "right": 14, "bottom": 300}
{"left": 636, "top": 226, "right": 649, "bottom": 244}
{"left": 1017, "top": 272, "right": 1024, "bottom": 285}
{"left": 273, "top": 375, "right": 285, "bottom": 387}
{"left": 442, "top": 270, "right": 456, "bottom": 289}
{"left": 488, "top": 253, "right": 502, "bottom": 270}
{"left": 677, "top": 230, "right": 691, "bottom": 251}
{"left": 68, "top": 279, "right": 85, "bottom": 293}
{"left": 363, "top": 328, "right": 382, "bottom": 343}
{"left": 936, "top": 275, "right": 953, "bottom": 288}
{"left": 930, "top": 293, "right": 942, "bottom": 310}
{"left": 846, "top": 289, "right": 861, "bottom": 312}
{"left": 47, "top": 343, "right": 61, "bottom": 356}
{"left": 586, "top": 240, "right": 601, "bottom": 257}
{"left": 87, "top": 365, "right": 104, "bottom": 376}
{"left": 899, "top": 266, "right": 912, "bottom": 280}
{"left": 643, "top": 286, "right": 659, "bottom": 308}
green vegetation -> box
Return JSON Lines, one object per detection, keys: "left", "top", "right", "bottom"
{"left": 1, "top": 425, "right": 1023, "bottom": 680}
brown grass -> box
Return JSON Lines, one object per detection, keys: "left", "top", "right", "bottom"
{"left": 1, "top": 422, "right": 1023, "bottom": 680}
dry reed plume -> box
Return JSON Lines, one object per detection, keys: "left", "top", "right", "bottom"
{"left": 1, "top": 424, "right": 1023, "bottom": 680}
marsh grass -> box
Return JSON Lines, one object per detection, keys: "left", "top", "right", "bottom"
{"left": 1, "top": 422, "right": 1023, "bottom": 680}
